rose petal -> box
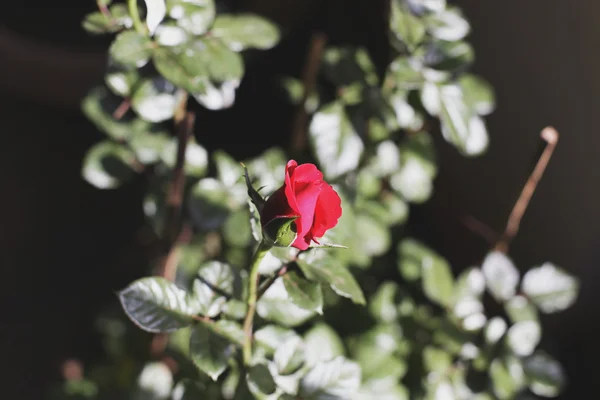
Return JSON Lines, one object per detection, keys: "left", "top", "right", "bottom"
{"left": 310, "top": 184, "right": 342, "bottom": 239}
{"left": 261, "top": 186, "right": 294, "bottom": 226}
{"left": 284, "top": 160, "right": 300, "bottom": 214}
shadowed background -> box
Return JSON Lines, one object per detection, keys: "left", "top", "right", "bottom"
{"left": 0, "top": 0, "right": 597, "bottom": 398}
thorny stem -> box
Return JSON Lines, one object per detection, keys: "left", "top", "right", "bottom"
{"left": 127, "top": 0, "right": 147, "bottom": 35}
{"left": 494, "top": 126, "right": 559, "bottom": 253}
{"left": 289, "top": 33, "right": 328, "bottom": 155}
{"left": 242, "top": 241, "right": 272, "bottom": 365}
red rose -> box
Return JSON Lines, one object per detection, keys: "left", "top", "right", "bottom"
{"left": 261, "top": 160, "right": 342, "bottom": 250}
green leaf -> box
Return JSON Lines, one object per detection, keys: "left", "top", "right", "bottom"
{"left": 154, "top": 23, "right": 188, "bottom": 47}
{"left": 349, "top": 325, "right": 405, "bottom": 382}
{"left": 390, "top": 133, "right": 437, "bottom": 203}
{"left": 282, "top": 271, "right": 324, "bottom": 314}
{"left": 136, "top": 361, "right": 174, "bottom": 399}
{"left": 192, "top": 261, "right": 239, "bottom": 318}
{"left": 453, "top": 266, "right": 485, "bottom": 301}
{"left": 459, "top": 74, "right": 496, "bottom": 116}
{"left": 193, "top": 37, "right": 245, "bottom": 82}
{"left": 297, "top": 252, "right": 366, "bottom": 305}
{"left": 406, "top": 0, "right": 446, "bottom": 13}
{"left": 521, "top": 263, "right": 579, "bottom": 313}
{"left": 118, "top": 277, "right": 197, "bottom": 333}
{"left": 422, "top": 255, "right": 454, "bottom": 307}
{"left": 481, "top": 251, "right": 520, "bottom": 302}
{"left": 303, "top": 323, "right": 346, "bottom": 367}
{"left": 211, "top": 14, "right": 280, "bottom": 51}
{"left": 131, "top": 76, "right": 184, "bottom": 122}
{"left": 129, "top": 127, "right": 170, "bottom": 165}
{"left": 82, "top": 12, "right": 122, "bottom": 35}
{"left": 105, "top": 61, "right": 140, "bottom": 97}
{"left": 223, "top": 209, "right": 253, "bottom": 248}
{"left": 109, "top": 31, "right": 153, "bottom": 68}
{"left": 193, "top": 80, "right": 238, "bottom": 110}
{"left": 369, "top": 282, "right": 402, "bottom": 323}
{"left": 188, "top": 179, "right": 233, "bottom": 229}
{"left": 82, "top": 140, "right": 138, "bottom": 189}
{"left": 214, "top": 150, "right": 244, "bottom": 187}
{"left": 309, "top": 101, "right": 364, "bottom": 180}
{"left": 274, "top": 335, "right": 305, "bottom": 375}
{"left": 504, "top": 295, "right": 539, "bottom": 323}
{"left": 257, "top": 278, "right": 317, "bottom": 327}
{"left": 153, "top": 47, "right": 207, "bottom": 93}
{"left": 426, "top": 6, "right": 470, "bottom": 41}
{"left": 506, "top": 320, "right": 541, "bottom": 357}
{"left": 161, "top": 136, "right": 209, "bottom": 177}
{"left": 299, "top": 357, "right": 361, "bottom": 400}
{"left": 247, "top": 364, "right": 277, "bottom": 396}
{"left": 490, "top": 358, "right": 518, "bottom": 399}
{"left": 484, "top": 317, "right": 507, "bottom": 345}
{"left": 255, "top": 325, "right": 299, "bottom": 357}
{"left": 82, "top": 86, "right": 151, "bottom": 140}
{"left": 421, "top": 83, "right": 489, "bottom": 156}
{"left": 523, "top": 351, "right": 566, "bottom": 397}
{"left": 144, "top": 0, "right": 167, "bottom": 34}
{"left": 189, "top": 321, "right": 237, "bottom": 380}
{"left": 154, "top": 37, "right": 244, "bottom": 92}
{"left": 423, "top": 346, "right": 452, "bottom": 373}
{"left": 390, "top": 1, "right": 426, "bottom": 50}
{"left": 322, "top": 47, "right": 378, "bottom": 87}
{"left": 168, "top": 0, "right": 215, "bottom": 35}
{"left": 356, "top": 213, "right": 391, "bottom": 257}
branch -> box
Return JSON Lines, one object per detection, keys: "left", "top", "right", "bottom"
{"left": 494, "top": 126, "right": 559, "bottom": 253}
{"left": 257, "top": 264, "right": 289, "bottom": 300}
{"left": 156, "top": 110, "right": 194, "bottom": 280}
{"left": 127, "top": 0, "right": 147, "bottom": 35}
{"left": 289, "top": 33, "right": 327, "bottom": 155}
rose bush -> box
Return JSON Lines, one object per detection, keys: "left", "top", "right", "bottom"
{"left": 52, "top": 1, "right": 581, "bottom": 399}
{"left": 260, "top": 160, "right": 342, "bottom": 250}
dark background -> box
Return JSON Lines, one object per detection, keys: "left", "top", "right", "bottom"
{"left": 0, "top": 0, "right": 597, "bottom": 398}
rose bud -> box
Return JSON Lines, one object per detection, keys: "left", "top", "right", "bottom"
{"left": 260, "top": 160, "right": 342, "bottom": 250}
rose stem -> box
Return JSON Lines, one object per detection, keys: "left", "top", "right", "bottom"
{"left": 127, "top": 0, "right": 147, "bottom": 35}
{"left": 494, "top": 126, "right": 559, "bottom": 253}
{"left": 289, "top": 33, "right": 328, "bottom": 156}
{"left": 242, "top": 241, "right": 272, "bottom": 365}
{"left": 151, "top": 94, "right": 192, "bottom": 359}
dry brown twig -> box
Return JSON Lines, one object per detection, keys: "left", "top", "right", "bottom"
{"left": 494, "top": 126, "right": 559, "bottom": 253}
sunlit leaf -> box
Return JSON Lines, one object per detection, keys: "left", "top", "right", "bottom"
{"left": 309, "top": 101, "right": 364, "bottom": 180}
{"left": 303, "top": 323, "right": 346, "bottom": 367}
{"left": 82, "top": 140, "right": 138, "bottom": 189}
{"left": 191, "top": 261, "right": 239, "bottom": 317}
{"left": 482, "top": 251, "right": 520, "bottom": 302}
{"left": 297, "top": 252, "right": 366, "bottom": 305}
{"left": 521, "top": 263, "right": 579, "bottom": 313}
{"left": 168, "top": 0, "right": 215, "bottom": 35}
{"left": 257, "top": 278, "right": 317, "bottom": 327}
{"left": 131, "top": 76, "right": 184, "bottom": 122}
{"left": 282, "top": 271, "right": 324, "bottom": 314}
{"left": 426, "top": 6, "right": 470, "bottom": 41}
{"left": 189, "top": 321, "right": 237, "bottom": 380}
{"left": 274, "top": 335, "right": 305, "bottom": 375}
{"left": 211, "top": 14, "right": 280, "bottom": 51}
{"left": 299, "top": 357, "right": 361, "bottom": 400}
{"left": 144, "top": 0, "right": 167, "bottom": 34}
{"left": 109, "top": 31, "right": 153, "bottom": 68}
{"left": 524, "top": 351, "right": 566, "bottom": 397}
{"left": 506, "top": 320, "right": 541, "bottom": 357}
{"left": 118, "top": 277, "right": 197, "bottom": 333}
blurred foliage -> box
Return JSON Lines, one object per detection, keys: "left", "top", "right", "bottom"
{"left": 54, "top": 0, "right": 580, "bottom": 399}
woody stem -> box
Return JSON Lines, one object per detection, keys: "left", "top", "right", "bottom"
{"left": 242, "top": 240, "right": 272, "bottom": 365}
